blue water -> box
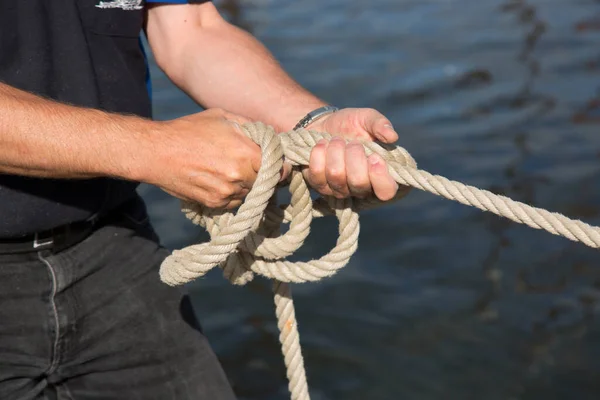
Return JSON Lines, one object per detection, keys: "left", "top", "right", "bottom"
{"left": 141, "top": 0, "right": 600, "bottom": 398}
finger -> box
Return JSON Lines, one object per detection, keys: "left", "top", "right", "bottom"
{"left": 166, "top": 185, "right": 225, "bottom": 208}
{"left": 325, "top": 136, "right": 349, "bottom": 198}
{"left": 190, "top": 170, "right": 250, "bottom": 204}
{"left": 361, "top": 109, "right": 398, "bottom": 143}
{"left": 304, "top": 139, "right": 332, "bottom": 195}
{"left": 345, "top": 140, "right": 371, "bottom": 198}
{"left": 279, "top": 160, "right": 293, "bottom": 183}
{"left": 224, "top": 199, "right": 243, "bottom": 209}
{"left": 226, "top": 120, "right": 263, "bottom": 173}
{"left": 210, "top": 186, "right": 249, "bottom": 209}
{"left": 230, "top": 187, "right": 250, "bottom": 200}
{"left": 367, "top": 153, "right": 398, "bottom": 201}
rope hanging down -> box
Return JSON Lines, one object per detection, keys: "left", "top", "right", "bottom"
{"left": 160, "top": 122, "right": 600, "bottom": 400}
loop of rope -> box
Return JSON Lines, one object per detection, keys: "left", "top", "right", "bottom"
{"left": 159, "top": 121, "right": 600, "bottom": 400}
{"left": 159, "top": 122, "right": 417, "bottom": 287}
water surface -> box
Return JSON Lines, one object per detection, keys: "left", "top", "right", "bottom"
{"left": 141, "top": 0, "right": 600, "bottom": 398}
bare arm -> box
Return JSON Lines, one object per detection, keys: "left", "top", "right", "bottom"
{"left": 144, "top": 2, "right": 327, "bottom": 132}
{"left": 0, "top": 82, "right": 262, "bottom": 208}
{"left": 0, "top": 82, "right": 153, "bottom": 179}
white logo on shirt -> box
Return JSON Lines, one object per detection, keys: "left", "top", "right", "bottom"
{"left": 96, "top": 0, "right": 143, "bottom": 10}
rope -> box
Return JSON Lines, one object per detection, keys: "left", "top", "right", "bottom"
{"left": 159, "top": 121, "right": 600, "bottom": 399}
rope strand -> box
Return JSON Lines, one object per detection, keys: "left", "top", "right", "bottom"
{"left": 159, "top": 121, "right": 600, "bottom": 400}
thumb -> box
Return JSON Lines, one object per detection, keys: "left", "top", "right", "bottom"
{"left": 362, "top": 110, "right": 398, "bottom": 143}
{"left": 227, "top": 120, "right": 263, "bottom": 173}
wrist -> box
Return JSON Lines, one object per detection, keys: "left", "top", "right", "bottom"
{"left": 100, "top": 115, "right": 163, "bottom": 183}
{"left": 293, "top": 105, "right": 338, "bottom": 130}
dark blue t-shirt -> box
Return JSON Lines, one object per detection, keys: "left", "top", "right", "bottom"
{"left": 0, "top": 0, "right": 203, "bottom": 237}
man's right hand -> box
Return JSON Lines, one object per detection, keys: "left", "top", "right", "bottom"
{"left": 0, "top": 82, "right": 269, "bottom": 210}
{"left": 138, "top": 108, "right": 263, "bottom": 209}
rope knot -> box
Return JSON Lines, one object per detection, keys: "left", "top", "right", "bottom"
{"left": 157, "top": 121, "right": 600, "bottom": 400}
{"left": 159, "top": 122, "right": 416, "bottom": 287}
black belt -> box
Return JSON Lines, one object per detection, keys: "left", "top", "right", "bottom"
{"left": 0, "top": 215, "right": 101, "bottom": 255}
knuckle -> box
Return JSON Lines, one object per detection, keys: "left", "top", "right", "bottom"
{"left": 308, "top": 163, "right": 325, "bottom": 177}
{"left": 247, "top": 150, "right": 262, "bottom": 168}
{"left": 326, "top": 166, "right": 345, "bottom": 180}
{"left": 224, "top": 167, "right": 243, "bottom": 183}
{"left": 216, "top": 184, "right": 237, "bottom": 199}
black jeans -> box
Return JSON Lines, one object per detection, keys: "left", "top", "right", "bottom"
{"left": 0, "top": 198, "right": 236, "bottom": 400}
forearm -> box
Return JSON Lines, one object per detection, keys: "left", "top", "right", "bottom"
{"left": 153, "top": 17, "right": 326, "bottom": 132}
{"left": 0, "top": 83, "right": 153, "bottom": 180}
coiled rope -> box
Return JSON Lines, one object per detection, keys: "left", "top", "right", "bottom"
{"left": 160, "top": 122, "right": 600, "bottom": 400}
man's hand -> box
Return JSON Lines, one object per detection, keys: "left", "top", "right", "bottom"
{"left": 139, "top": 109, "right": 263, "bottom": 209}
{"left": 139, "top": 106, "right": 399, "bottom": 208}
{"left": 302, "top": 107, "right": 399, "bottom": 201}
{"left": 145, "top": 4, "right": 399, "bottom": 203}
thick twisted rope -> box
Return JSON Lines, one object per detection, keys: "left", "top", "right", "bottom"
{"left": 160, "top": 122, "right": 600, "bottom": 400}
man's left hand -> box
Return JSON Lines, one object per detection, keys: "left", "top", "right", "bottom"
{"left": 302, "top": 107, "right": 399, "bottom": 201}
